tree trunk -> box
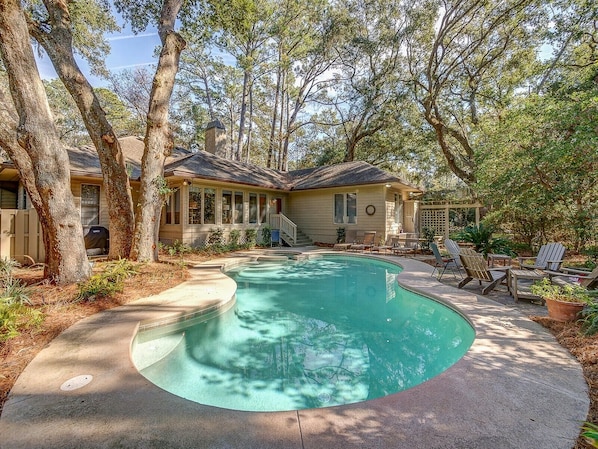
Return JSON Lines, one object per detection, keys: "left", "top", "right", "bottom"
{"left": 130, "top": 0, "right": 186, "bottom": 263}
{"left": 245, "top": 85, "right": 254, "bottom": 163}
{"left": 236, "top": 68, "right": 250, "bottom": 161}
{"left": 0, "top": 0, "right": 90, "bottom": 283}
{"left": 26, "top": 4, "right": 135, "bottom": 260}
{"left": 267, "top": 53, "right": 282, "bottom": 169}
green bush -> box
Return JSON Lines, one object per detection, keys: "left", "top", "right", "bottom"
{"left": 166, "top": 240, "right": 192, "bottom": 256}
{"left": 261, "top": 226, "right": 271, "bottom": 246}
{"left": 581, "top": 422, "right": 598, "bottom": 447}
{"left": 76, "top": 259, "right": 137, "bottom": 301}
{"left": 244, "top": 229, "right": 257, "bottom": 248}
{"left": 456, "top": 223, "right": 515, "bottom": 256}
{"left": 207, "top": 228, "right": 224, "bottom": 245}
{"left": 229, "top": 229, "right": 241, "bottom": 247}
{"left": 0, "top": 258, "right": 41, "bottom": 341}
{"left": 0, "top": 303, "right": 43, "bottom": 342}
{"left": 580, "top": 301, "right": 598, "bottom": 336}
{"left": 337, "top": 227, "right": 346, "bottom": 243}
{"left": 421, "top": 227, "right": 435, "bottom": 251}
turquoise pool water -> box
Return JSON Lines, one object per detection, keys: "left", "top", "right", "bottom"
{"left": 132, "top": 255, "right": 475, "bottom": 412}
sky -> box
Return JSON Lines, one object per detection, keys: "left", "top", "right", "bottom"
{"left": 36, "top": 25, "right": 161, "bottom": 87}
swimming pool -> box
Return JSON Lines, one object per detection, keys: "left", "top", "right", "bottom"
{"left": 132, "top": 255, "right": 475, "bottom": 412}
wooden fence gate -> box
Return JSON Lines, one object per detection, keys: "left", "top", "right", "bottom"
{"left": 0, "top": 209, "right": 44, "bottom": 264}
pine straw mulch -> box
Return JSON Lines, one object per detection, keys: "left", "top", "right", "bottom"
{"left": 1, "top": 255, "right": 597, "bottom": 448}
{"left": 0, "top": 255, "right": 203, "bottom": 416}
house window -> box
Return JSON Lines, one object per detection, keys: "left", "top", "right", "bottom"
{"left": 259, "top": 194, "right": 266, "bottom": 223}
{"left": 189, "top": 186, "right": 202, "bottom": 224}
{"left": 81, "top": 184, "right": 100, "bottom": 227}
{"left": 334, "top": 192, "right": 357, "bottom": 224}
{"left": 165, "top": 189, "right": 181, "bottom": 225}
{"left": 234, "top": 191, "right": 244, "bottom": 224}
{"left": 222, "top": 190, "right": 232, "bottom": 224}
{"left": 173, "top": 189, "right": 180, "bottom": 224}
{"left": 204, "top": 188, "right": 215, "bottom": 224}
{"left": 189, "top": 187, "right": 216, "bottom": 225}
{"left": 249, "top": 193, "right": 258, "bottom": 224}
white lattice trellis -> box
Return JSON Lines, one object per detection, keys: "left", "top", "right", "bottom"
{"left": 421, "top": 209, "right": 447, "bottom": 236}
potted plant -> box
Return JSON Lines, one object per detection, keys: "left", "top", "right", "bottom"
{"left": 530, "top": 278, "right": 592, "bottom": 322}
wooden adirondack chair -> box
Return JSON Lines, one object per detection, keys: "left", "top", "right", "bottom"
{"left": 444, "top": 238, "right": 468, "bottom": 271}
{"left": 458, "top": 252, "right": 510, "bottom": 295}
{"left": 547, "top": 266, "right": 598, "bottom": 290}
{"left": 518, "top": 242, "right": 566, "bottom": 271}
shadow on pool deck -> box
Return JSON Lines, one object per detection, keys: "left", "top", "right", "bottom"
{"left": 0, "top": 249, "right": 587, "bottom": 449}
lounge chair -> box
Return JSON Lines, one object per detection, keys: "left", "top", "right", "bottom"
{"left": 458, "top": 252, "right": 510, "bottom": 295}
{"left": 430, "top": 242, "right": 461, "bottom": 280}
{"left": 350, "top": 231, "right": 376, "bottom": 252}
{"left": 518, "top": 242, "right": 566, "bottom": 271}
{"left": 391, "top": 233, "right": 420, "bottom": 256}
{"left": 371, "top": 235, "right": 395, "bottom": 254}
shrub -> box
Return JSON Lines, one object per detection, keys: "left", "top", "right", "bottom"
{"left": 261, "top": 226, "right": 271, "bottom": 246}
{"left": 166, "top": 240, "right": 192, "bottom": 256}
{"left": 580, "top": 301, "right": 598, "bottom": 336}
{"left": 0, "top": 303, "right": 43, "bottom": 342}
{"left": 530, "top": 278, "right": 592, "bottom": 304}
{"left": 244, "top": 229, "right": 257, "bottom": 248}
{"left": 229, "top": 229, "right": 241, "bottom": 247}
{"left": 457, "top": 223, "right": 515, "bottom": 256}
{"left": 581, "top": 422, "right": 598, "bottom": 447}
{"left": 0, "top": 257, "right": 41, "bottom": 341}
{"left": 336, "top": 227, "right": 346, "bottom": 243}
{"left": 207, "top": 227, "right": 224, "bottom": 245}
{"left": 76, "top": 259, "right": 137, "bottom": 301}
{"left": 420, "top": 227, "right": 435, "bottom": 251}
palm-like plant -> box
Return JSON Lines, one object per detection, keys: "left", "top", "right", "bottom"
{"left": 456, "top": 224, "right": 515, "bottom": 257}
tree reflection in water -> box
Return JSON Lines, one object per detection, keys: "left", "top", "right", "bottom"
{"left": 135, "top": 256, "right": 474, "bottom": 411}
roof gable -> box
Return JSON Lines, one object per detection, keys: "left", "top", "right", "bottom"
{"left": 287, "top": 161, "right": 407, "bottom": 190}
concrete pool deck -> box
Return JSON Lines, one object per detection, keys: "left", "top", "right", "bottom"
{"left": 0, "top": 249, "right": 589, "bottom": 449}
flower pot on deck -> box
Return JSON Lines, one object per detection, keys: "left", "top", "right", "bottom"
{"left": 545, "top": 297, "right": 585, "bottom": 322}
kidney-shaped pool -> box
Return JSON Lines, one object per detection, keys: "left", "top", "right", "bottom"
{"left": 132, "top": 255, "right": 475, "bottom": 412}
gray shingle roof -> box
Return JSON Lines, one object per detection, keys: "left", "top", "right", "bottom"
{"left": 4, "top": 136, "right": 421, "bottom": 192}
{"left": 164, "top": 150, "right": 289, "bottom": 190}
{"left": 287, "top": 161, "right": 409, "bottom": 190}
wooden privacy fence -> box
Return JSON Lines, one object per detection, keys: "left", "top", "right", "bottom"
{"left": 0, "top": 209, "right": 44, "bottom": 264}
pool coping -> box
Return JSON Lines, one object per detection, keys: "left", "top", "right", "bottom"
{"left": 0, "top": 249, "right": 589, "bottom": 449}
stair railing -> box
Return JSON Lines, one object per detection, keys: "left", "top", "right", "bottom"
{"left": 270, "top": 213, "right": 297, "bottom": 245}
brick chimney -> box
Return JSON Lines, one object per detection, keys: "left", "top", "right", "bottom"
{"left": 205, "top": 120, "right": 226, "bottom": 156}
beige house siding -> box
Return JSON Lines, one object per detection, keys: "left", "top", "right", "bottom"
{"left": 71, "top": 180, "right": 109, "bottom": 231}
{"left": 403, "top": 200, "right": 417, "bottom": 233}
{"left": 286, "top": 185, "right": 390, "bottom": 244}
{"left": 159, "top": 181, "right": 288, "bottom": 247}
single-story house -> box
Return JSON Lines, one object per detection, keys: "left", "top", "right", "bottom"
{"left": 0, "top": 122, "right": 423, "bottom": 261}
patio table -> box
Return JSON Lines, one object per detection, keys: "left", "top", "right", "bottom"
{"left": 509, "top": 269, "right": 546, "bottom": 303}
{"left": 488, "top": 254, "right": 512, "bottom": 267}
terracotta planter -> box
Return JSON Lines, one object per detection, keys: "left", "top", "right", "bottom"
{"left": 544, "top": 297, "right": 586, "bottom": 322}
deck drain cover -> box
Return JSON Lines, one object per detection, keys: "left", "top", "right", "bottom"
{"left": 60, "top": 375, "right": 93, "bottom": 391}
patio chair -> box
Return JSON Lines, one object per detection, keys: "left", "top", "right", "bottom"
{"left": 518, "top": 242, "right": 566, "bottom": 271}
{"left": 430, "top": 242, "right": 461, "bottom": 280}
{"left": 350, "top": 231, "right": 376, "bottom": 252}
{"left": 546, "top": 266, "right": 598, "bottom": 290}
{"left": 458, "top": 252, "right": 510, "bottom": 295}
{"left": 444, "top": 238, "right": 464, "bottom": 270}
{"left": 372, "top": 235, "right": 395, "bottom": 254}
